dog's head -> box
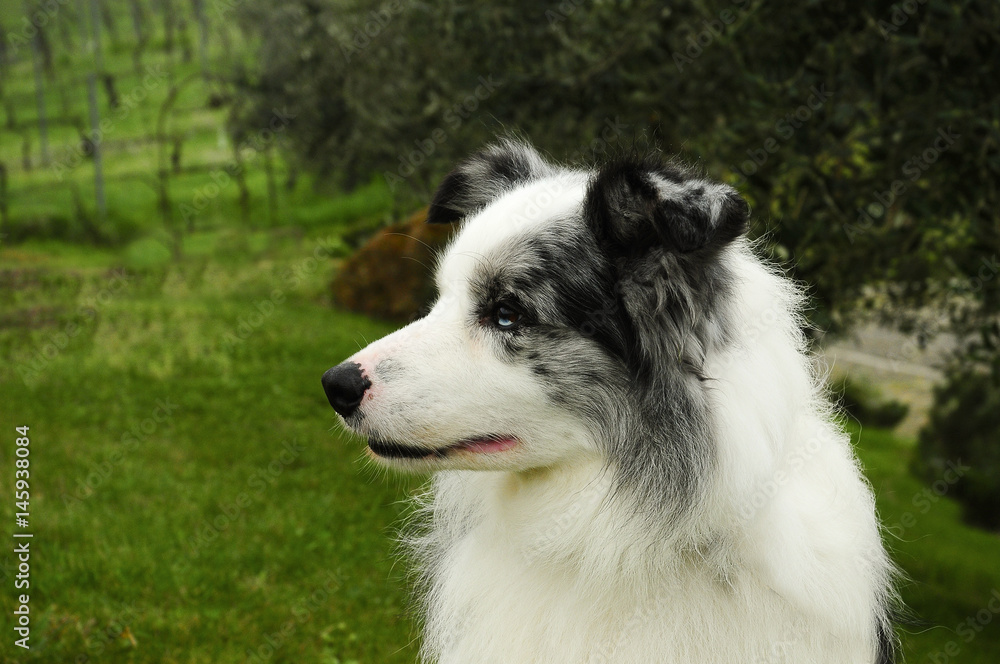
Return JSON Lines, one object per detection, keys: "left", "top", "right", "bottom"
{"left": 323, "top": 140, "right": 748, "bottom": 493}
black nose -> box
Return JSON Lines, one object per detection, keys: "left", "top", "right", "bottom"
{"left": 322, "top": 362, "right": 371, "bottom": 418}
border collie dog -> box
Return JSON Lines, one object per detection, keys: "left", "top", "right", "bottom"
{"left": 322, "top": 140, "right": 896, "bottom": 663}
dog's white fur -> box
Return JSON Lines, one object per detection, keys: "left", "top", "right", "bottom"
{"left": 338, "top": 169, "right": 894, "bottom": 663}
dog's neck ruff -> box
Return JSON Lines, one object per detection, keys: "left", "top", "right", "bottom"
{"left": 405, "top": 246, "right": 892, "bottom": 664}
{"left": 329, "top": 141, "right": 896, "bottom": 664}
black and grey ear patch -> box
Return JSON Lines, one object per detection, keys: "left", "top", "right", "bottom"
{"left": 584, "top": 156, "right": 749, "bottom": 255}
{"left": 427, "top": 140, "right": 554, "bottom": 224}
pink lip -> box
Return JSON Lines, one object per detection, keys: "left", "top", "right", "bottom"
{"left": 453, "top": 436, "right": 518, "bottom": 454}
{"left": 366, "top": 435, "right": 519, "bottom": 460}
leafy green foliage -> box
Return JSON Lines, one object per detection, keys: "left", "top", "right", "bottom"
{"left": 232, "top": 0, "right": 1000, "bottom": 534}
{"left": 917, "top": 345, "right": 1000, "bottom": 530}
{"left": 835, "top": 375, "right": 910, "bottom": 429}
{"left": 855, "top": 424, "right": 1000, "bottom": 663}
{"left": 232, "top": 0, "right": 1000, "bottom": 333}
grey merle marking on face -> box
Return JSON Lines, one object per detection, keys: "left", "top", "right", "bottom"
{"left": 427, "top": 139, "right": 554, "bottom": 225}
{"left": 426, "top": 140, "right": 751, "bottom": 512}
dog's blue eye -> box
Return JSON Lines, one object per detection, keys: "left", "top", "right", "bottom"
{"left": 494, "top": 306, "right": 521, "bottom": 329}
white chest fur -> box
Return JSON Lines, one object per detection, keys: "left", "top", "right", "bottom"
{"left": 412, "top": 459, "right": 881, "bottom": 664}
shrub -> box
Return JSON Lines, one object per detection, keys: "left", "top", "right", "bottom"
{"left": 917, "top": 358, "right": 1000, "bottom": 531}
{"left": 836, "top": 376, "right": 909, "bottom": 429}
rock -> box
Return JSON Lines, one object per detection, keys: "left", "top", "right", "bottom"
{"left": 331, "top": 208, "right": 456, "bottom": 323}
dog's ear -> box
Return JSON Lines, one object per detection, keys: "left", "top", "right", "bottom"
{"left": 427, "top": 140, "right": 553, "bottom": 224}
{"left": 584, "top": 157, "right": 749, "bottom": 255}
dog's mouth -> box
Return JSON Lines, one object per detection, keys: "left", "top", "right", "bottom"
{"left": 367, "top": 435, "right": 519, "bottom": 460}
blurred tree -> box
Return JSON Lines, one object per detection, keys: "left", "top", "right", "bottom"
{"left": 917, "top": 334, "right": 1000, "bottom": 530}
{"left": 234, "top": 0, "right": 1000, "bottom": 526}
{"left": 0, "top": 22, "right": 17, "bottom": 129}
{"left": 231, "top": 0, "right": 998, "bottom": 327}
{"left": 128, "top": 0, "right": 150, "bottom": 75}
{"left": 231, "top": 1, "right": 1000, "bottom": 395}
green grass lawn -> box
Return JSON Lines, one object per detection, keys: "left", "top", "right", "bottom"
{"left": 4, "top": 4, "right": 997, "bottom": 661}
{"left": 1, "top": 230, "right": 999, "bottom": 663}
{"left": 0, "top": 231, "right": 424, "bottom": 663}
{"left": 856, "top": 424, "right": 1000, "bottom": 663}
